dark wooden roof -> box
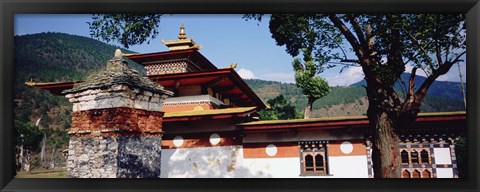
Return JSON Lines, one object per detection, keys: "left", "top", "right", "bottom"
{"left": 148, "top": 68, "right": 267, "bottom": 109}
{"left": 126, "top": 49, "right": 217, "bottom": 71}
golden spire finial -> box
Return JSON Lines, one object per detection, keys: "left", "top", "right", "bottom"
{"left": 178, "top": 21, "right": 187, "bottom": 40}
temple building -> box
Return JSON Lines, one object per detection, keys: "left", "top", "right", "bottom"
{"left": 27, "top": 23, "right": 466, "bottom": 178}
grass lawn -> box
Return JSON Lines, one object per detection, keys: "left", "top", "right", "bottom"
{"left": 15, "top": 168, "right": 67, "bottom": 178}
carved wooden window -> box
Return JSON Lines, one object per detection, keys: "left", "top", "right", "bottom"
{"left": 422, "top": 170, "right": 431, "bottom": 178}
{"left": 402, "top": 170, "right": 411, "bottom": 178}
{"left": 420, "top": 150, "right": 430, "bottom": 164}
{"left": 412, "top": 170, "right": 421, "bottom": 178}
{"left": 305, "top": 155, "right": 314, "bottom": 172}
{"left": 411, "top": 150, "right": 419, "bottom": 164}
{"left": 401, "top": 150, "right": 409, "bottom": 164}
{"left": 300, "top": 142, "right": 328, "bottom": 176}
{"left": 315, "top": 154, "right": 325, "bottom": 172}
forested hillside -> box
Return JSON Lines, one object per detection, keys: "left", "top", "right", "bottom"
{"left": 14, "top": 32, "right": 144, "bottom": 126}
{"left": 351, "top": 73, "right": 465, "bottom": 102}
{"left": 13, "top": 32, "right": 143, "bottom": 169}
{"left": 245, "top": 77, "right": 465, "bottom": 117}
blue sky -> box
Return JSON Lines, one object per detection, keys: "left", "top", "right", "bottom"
{"left": 14, "top": 14, "right": 466, "bottom": 86}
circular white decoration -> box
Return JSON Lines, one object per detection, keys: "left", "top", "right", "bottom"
{"left": 265, "top": 144, "right": 278, "bottom": 156}
{"left": 340, "top": 141, "right": 353, "bottom": 154}
{"left": 173, "top": 136, "right": 184, "bottom": 147}
{"left": 209, "top": 133, "right": 221, "bottom": 145}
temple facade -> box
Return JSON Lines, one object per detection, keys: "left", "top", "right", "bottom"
{"left": 29, "top": 23, "right": 466, "bottom": 178}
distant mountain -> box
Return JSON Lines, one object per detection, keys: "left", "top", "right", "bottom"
{"left": 15, "top": 32, "right": 144, "bottom": 83}
{"left": 14, "top": 32, "right": 144, "bottom": 128}
{"left": 14, "top": 32, "right": 143, "bottom": 168}
{"left": 245, "top": 76, "right": 465, "bottom": 117}
{"left": 350, "top": 73, "right": 465, "bottom": 102}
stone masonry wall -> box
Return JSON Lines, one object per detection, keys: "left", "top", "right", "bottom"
{"left": 117, "top": 136, "right": 162, "bottom": 178}
{"left": 67, "top": 137, "right": 118, "bottom": 178}
{"left": 67, "top": 136, "right": 162, "bottom": 178}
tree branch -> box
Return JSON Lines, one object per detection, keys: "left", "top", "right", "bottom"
{"left": 326, "top": 61, "right": 361, "bottom": 67}
{"left": 414, "top": 50, "right": 465, "bottom": 103}
{"left": 407, "top": 67, "right": 417, "bottom": 102}
{"left": 328, "top": 14, "right": 365, "bottom": 61}
{"left": 340, "top": 59, "right": 360, "bottom": 63}
{"left": 348, "top": 17, "right": 368, "bottom": 52}
{"left": 365, "top": 24, "right": 375, "bottom": 54}
{"left": 387, "top": 87, "right": 401, "bottom": 109}
{"left": 319, "top": 29, "right": 348, "bottom": 60}
{"left": 401, "top": 27, "right": 435, "bottom": 70}
{"left": 435, "top": 41, "right": 444, "bottom": 66}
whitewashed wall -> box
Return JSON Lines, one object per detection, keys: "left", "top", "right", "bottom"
{"left": 161, "top": 146, "right": 253, "bottom": 178}
{"left": 436, "top": 168, "right": 454, "bottom": 178}
{"left": 242, "top": 158, "right": 299, "bottom": 178}
{"left": 327, "top": 156, "right": 369, "bottom": 178}
{"left": 434, "top": 148, "right": 452, "bottom": 164}
{"left": 161, "top": 145, "right": 370, "bottom": 178}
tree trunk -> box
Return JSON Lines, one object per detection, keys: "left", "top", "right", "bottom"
{"left": 370, "top": 111, "right": 402, "bottom": 178}
{"left": 304, "top": 97, "right": 315, "bottom": 119}
{"left": 25, "top": 150, "right": 31, "bottom": 173}
{"left": 19, "top": 145, "right": 24, "bottom": 171}
{"left": 50, "top": 147, "right": 55, "bottom": 169}
{"left": 41, "top": 133, "right": 46, "bottom": 162}
{"left": 365, "top": 73, "right": 403, "bottom": 178}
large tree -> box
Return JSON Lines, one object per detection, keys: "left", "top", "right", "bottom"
{"left": 89, "top": 14, "right": 466, "bottom": 178}
{"left": 292, "top": 56, "right": 331, "bottom": 119}
{"left": 14, "top": 118, "right": 44, "bottom": 172}
{"left": 244, "top": 14, "right": 465, "bottom": 178}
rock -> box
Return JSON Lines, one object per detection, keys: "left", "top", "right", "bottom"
{"left": 108, "top": 142, "right": 118, "bottom": 151}
{"left": 79, "top": 154, "right": 89, "bottom": 165}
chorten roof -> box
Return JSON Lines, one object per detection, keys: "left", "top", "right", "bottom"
{"left": 62, "top": 49, "right": 173, "bottom": 96}
{"left": 161, "top": 22, "right": 201, "bottom": 51}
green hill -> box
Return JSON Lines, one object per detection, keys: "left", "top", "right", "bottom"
{"left": 351, "top": 73, "right": 465, "bottom": 102}
{"left": 244, "top": 78, "right": 465, "bottom": 118}
{"left": 13, "top": 32, "right": 143, "bottom": 169}
{"left": 14, "top": 32, "right": 144, "bottom": 125}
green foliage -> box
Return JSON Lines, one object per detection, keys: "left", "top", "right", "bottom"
{"left": 88, "top": 14, "right": 163, "bottom": 48}
{"left": 292, "top": 58, "right": 331, "bottom": 118}
{"left": 263, "top": 14, "right": 465, "bottom": 78}
{"left": 293, "top": 59, "right": 331, "bottom": 100}
{"left": 259, "top": 95, "right": 302, "bottom": 120}
{"left": 14, "top": 118, "right": 44, "bottom": 152}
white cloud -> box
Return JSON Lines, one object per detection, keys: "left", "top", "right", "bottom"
{"left": 237, "top": 68, "right": 256, "bottom": 79}
{"left": 405, "top": 63, "right": 428, "bottom": 77}
{"left": 323, "top": 67, "right": 364, "bottom": 86}
{"left": 404, "top": 62, "right": 466, "bottom": 82}
{"left": 258, "top": 72, "right": 295, "bottom": 83}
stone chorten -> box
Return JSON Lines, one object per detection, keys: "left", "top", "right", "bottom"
{"left": 63, "top": 49, "right": 173, "bottom": 178}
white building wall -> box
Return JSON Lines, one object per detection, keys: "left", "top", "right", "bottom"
{"left": 436, "top": 168, "right": 454, "bottom": 178}
{"left": 161, "top": 145, "right": 370, "bottom": 178}
{"left": 434, "top": 148, "right": 452, "bottom": 164}
{"left": 242, "top": 158, "right": 300, "bottom": 178}
{"left": 327, "top": 156, "right": 369, "bottom": 178}
{"left": 161, "top": 145, "right": 255, "bottom": 178}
